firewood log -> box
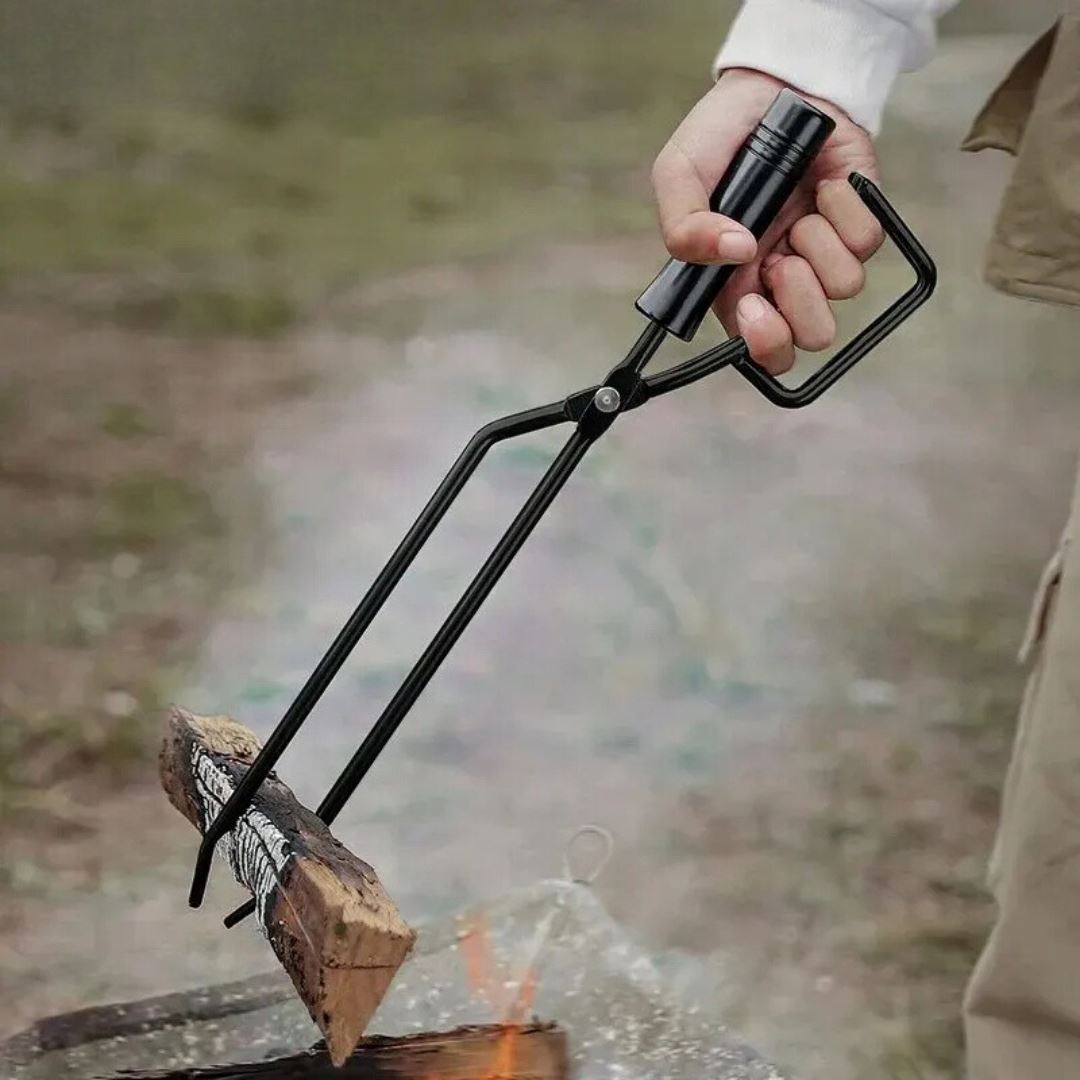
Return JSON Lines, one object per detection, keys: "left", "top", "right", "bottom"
{"left": 160, "top": 707, "right": 417, "bottom": 1066}
{"left": 109, "top": 1023, "right": 568, "bottom": 1079}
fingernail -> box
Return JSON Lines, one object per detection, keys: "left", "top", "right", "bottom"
{"left": 738, "top": 294, "right": 768, "bottom": 323}
{"left": 717, "top": 229, "right": 754, "bottom": 262}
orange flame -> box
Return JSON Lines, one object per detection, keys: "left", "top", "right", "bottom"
{"left": 457, "top": 912, "right": 540, "bottom": 1079}
{"left": 491, "top": 965, "right": 537, "bottom": 1078}
{"left": 460, "top": 911, "right": 502, "bottom": 1011}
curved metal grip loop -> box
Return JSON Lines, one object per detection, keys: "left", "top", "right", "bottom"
{"left": 731, "top": 173, "right": 936, "bottom": 409}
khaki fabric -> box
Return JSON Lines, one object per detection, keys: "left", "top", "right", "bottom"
{"left": 959, "top": 16, "right": 1080, "bottom": 1076}
{"left": 964, "top": 471, "right": 1080, "bottom": 1077}
{"left": 963, "top": 17, "right": 1080, "bottom": 305}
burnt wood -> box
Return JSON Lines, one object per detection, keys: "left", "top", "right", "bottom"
{"left": 160, "top": 708, "right": 416, "bottom": 1066}
{"left": 110, "top": 1024, "right": 567, "bottom": 1079}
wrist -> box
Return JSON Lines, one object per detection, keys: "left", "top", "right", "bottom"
{"left": 716, "top": 67, "right": 859, "bottom": 130}
{"left": 713, "top": 0, "right": 915, "bottom": 135}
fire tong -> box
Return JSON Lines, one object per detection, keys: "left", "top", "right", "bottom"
{"left": 187, "top": 89, "right": 936, "bottom": 929}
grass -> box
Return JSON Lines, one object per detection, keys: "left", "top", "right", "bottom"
{"left": 0, "top": 0, "right": 1049, "bottom": 340}
{"left": 0, "top": 680, "right": 169, "bottom": 812}
{"left": 0, "top": 311, "right": 281, "bottom": 836}
{"left": 109, "top": 286, "right": 297, "bottom": 338}
{"left": 0, "top": 106, "right": 656, "bottom": 333}
{"left": 95, "top": 471, "right": 222, "bottom": 551}
{"left": 0, "top": 462, "right": 229, "bottom": 821}
{"left": 0, "top": 1, "right": 735, "bottom": 335}
{"left": 100, "top": 402, "right": 155, "bottom": 439}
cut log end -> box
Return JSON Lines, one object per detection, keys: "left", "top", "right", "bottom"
{"left": 160, "top": 707, "right": 417, "bottom": 1067}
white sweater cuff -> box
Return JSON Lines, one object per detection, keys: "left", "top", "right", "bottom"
{"left": 713, "top": 0, "right": 925, "bottom": 135}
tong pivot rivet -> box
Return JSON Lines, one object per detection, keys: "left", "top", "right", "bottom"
{"left": 594, "top": 386, "right": 621, "bottom": 413}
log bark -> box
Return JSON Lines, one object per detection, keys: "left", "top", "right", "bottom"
{"left": 160, "top": 707, "right": 417, "bottom": 1066}
{"left": 111, "top": 1024, "right": 567, "bottom": 1079}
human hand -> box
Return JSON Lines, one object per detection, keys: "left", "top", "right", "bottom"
{"left": 651, "top": 68, "right": 884, "bottom": 373}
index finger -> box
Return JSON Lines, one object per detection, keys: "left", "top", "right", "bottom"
{"left": 651, "top": 142, "right": 756, "bottom": 266}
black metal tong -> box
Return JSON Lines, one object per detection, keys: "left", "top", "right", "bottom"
{"left": 188, "top": 89, "right": 936, "bottom": 927}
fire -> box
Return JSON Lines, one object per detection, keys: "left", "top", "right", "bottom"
{"left": 457, "top": 912, "right": 540, "bottom": 1079}
{"left": 460, "top": 911, "right": 501, "bottom": 1011}
{"left": 491, "top": 965, "right": 537, "bottom": 1078}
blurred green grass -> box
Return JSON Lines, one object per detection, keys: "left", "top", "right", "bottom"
{"left": 0, "top": 107, "right": 652, "bottom": 332}
{"left": 0, "top": 1, "right": 737, "bottom": 334}
{"left": 0, "top": 0, "right": 1056, "bottom": 335}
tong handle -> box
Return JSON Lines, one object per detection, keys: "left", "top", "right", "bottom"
{"left": 731, "top": 173, "right": 936, "bottom": 408}
{"left": 636, "top": 88, "right": 834, "bottom": 342}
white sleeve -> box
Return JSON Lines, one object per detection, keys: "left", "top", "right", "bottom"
{"left": 713, "top": 0, "right": 958, "bottom": 135}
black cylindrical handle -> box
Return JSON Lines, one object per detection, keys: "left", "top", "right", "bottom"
{"left": 636, "top": 88, "right": 835, "bottom": 342}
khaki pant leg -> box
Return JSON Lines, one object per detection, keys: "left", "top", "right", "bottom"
{"left": 965, "top": 467, "right": 1080, "bottom": 1079}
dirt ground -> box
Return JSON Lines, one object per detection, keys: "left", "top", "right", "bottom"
{"left": 3, "top": 13, "right": 1080, "bottom": 1080}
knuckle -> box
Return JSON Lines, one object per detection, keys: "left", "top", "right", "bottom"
{"left": 826, "top": 262, "right": 865, "bottom": 300}
{"left": 797, "top": 331, "right": 833, "bottom": 353}
{"left": 794, "top": 318, "right": 836, "bottom": 353}
{"left": 815, "top": 178, "right": 846, "bottom": 211}
{"left": 650, "top": 148, "right": 669, "bottom": 184}
{"left": 769, "top": 254, "right": 809, "bottom": 291}
{"left": 761, "top": 350, "right": 795, "bottom": 375}
{"left": 850, "top": 222, "right": 884, "bottom": 260}
{"left": 789, "top": 215, "right": 821, "bottom": 251}
{"left": 756, "top": 328, "right": 795, "bottom": 373}
{"left": 777, "top": 253, "right": 812, "bottom": 295}
{"left": 650, "top": 158, "right": 666, "bottom": 194}
{"left": 663, "top": 221, "right": 693, "bottom": 259}
{"left": 650, "top": 147, "right": 679, "bottom": 192}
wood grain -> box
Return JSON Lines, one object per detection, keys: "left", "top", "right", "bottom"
{"left": 160, "top": 708, "right": 416, "bottom": 1065}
